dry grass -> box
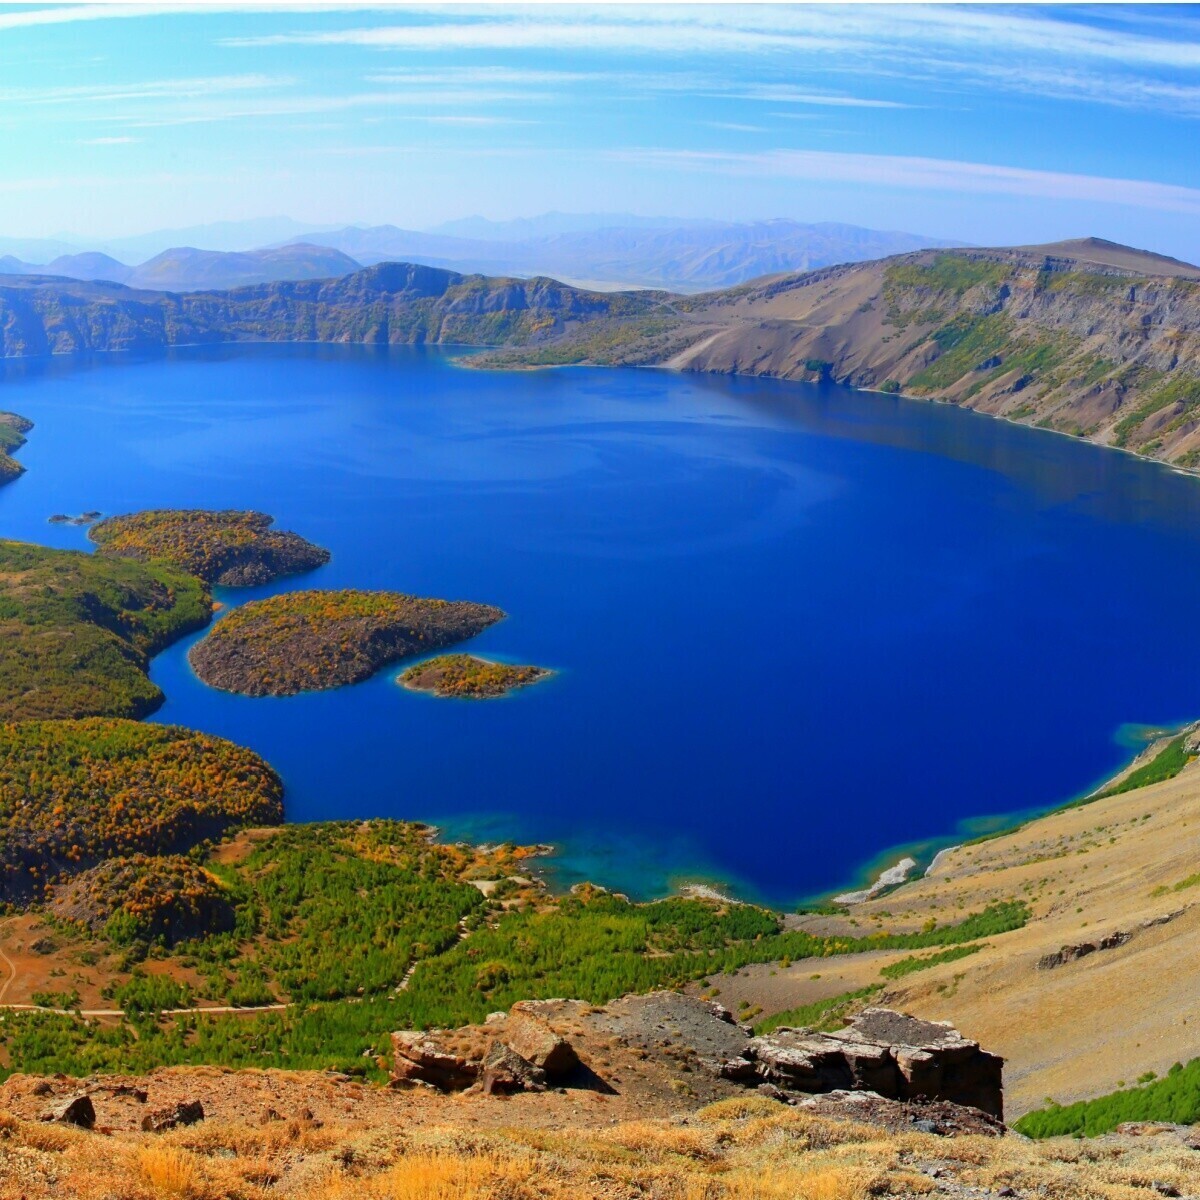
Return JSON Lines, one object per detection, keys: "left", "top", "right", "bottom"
{"left": 3, "top": 1101, "right": 1200, "bottom": 1199}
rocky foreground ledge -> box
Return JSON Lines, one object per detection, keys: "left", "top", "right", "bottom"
{"left": 391, "top": 993, "right": 1005, "bottom": 1129}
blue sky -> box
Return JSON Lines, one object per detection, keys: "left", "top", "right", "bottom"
{"left": 5, "top": 3, "right": 1200, "bottom": 257}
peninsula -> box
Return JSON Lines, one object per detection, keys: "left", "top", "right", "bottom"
{"left": 89, "top": 508, "right": 330, "bottom": 587}
{"left": 0, "top": 538, "right": 210, "bottom": 720}
{"left": 0, "top": 411, "right": 32, "bottom": 481}
{"left": 188, "top": 588, "right": 505, "bottom": 696}
{"left": 400, "top": 653, "right": 552, "bottom": 698}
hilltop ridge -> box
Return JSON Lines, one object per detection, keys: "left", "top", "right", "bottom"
{"left": 4, "top": 238, "right": 1200, "bottom": 467}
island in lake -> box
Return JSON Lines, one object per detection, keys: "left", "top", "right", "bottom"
{"left": 189, "top": 588, "right": 504, "bottom": 696}
{"left": 89, "top": 508, "right": 330, "bottom": 586}
{"left": 400, "top": 654, "right": 552, "bottom": 699}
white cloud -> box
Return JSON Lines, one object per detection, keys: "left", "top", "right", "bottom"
{"left": 77, "top": 136, "right": 142, "bottom": 145}
{"left": 612, "top": 148, "right": 1200, "bottom": 216}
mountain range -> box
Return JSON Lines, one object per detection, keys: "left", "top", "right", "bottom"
{"left": 0, "top": 244, "right": 362, "bottom": 292}
{"left": 282, "top": 218, "right": 958, "bottom": 291}
{"left": 0, "top": 216, "right": 955, "bottom": 294}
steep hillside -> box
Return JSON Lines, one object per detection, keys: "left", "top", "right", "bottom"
{"left": 661, "top": 239, "right": 1200, "bottom": 464}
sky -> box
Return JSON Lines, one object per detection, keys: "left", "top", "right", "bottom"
{"left": 5, "top": 2, "right": 1200, "bottom": 258}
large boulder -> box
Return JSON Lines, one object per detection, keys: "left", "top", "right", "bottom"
{"left": 750, "top": 1008, "right": 1004, "bottom": 1119}
{"left": 504, "top": 1003, "right": 581, "bottom": 1079}
{"left": 390, "top": 1031, "right": 480, "bottom": 1090}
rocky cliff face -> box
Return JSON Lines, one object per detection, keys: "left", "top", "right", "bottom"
{"left": 0, "top": 263, "right": 659, "bottom": 359}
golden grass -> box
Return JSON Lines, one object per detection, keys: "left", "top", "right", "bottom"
{"left": 4, "top": 1101, "right": 1200, "bottom": 1200}
{"left": 138, "top": 1145, "right": 205, "bottom": 1197}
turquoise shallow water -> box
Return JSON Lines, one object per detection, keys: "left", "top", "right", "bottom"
{"left": 2, "top": 343, "right": 1200, "bottom": 906}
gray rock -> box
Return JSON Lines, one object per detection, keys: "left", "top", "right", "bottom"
{"left": 481, "top": 1041, "right": 547, "bottom": 1095}
{"left": 41, "top": 1093, "right": 95, "bottom": 1129}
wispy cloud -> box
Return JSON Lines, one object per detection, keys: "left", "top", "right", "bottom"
{"left": 77, "top": 136, "right": 142, "bottom": 145}
{"left": 613, "top": 147, "right": 1200, "bottom": 216}
{"left": 0, "top": 75, "right": 284, "bottom": 106}
{"left": 221, "top": 5, "right": 1200, "bottom": 69}
{"left": 703, "top": 122, "right": 768, "bottom": 134}
{"left": 222, "top": 5, "right": 1200, "bottom": 117}
{"left": 728, "top": 85, "right": 911, "bottom": 110}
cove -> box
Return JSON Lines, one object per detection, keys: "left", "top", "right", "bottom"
{"left": 2, "top": 342, "right": 1200, "bottom": 907}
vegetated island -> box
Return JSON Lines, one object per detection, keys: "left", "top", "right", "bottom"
{"left": 0, "top": 537, "right": 211, "bottom": 720}
{"left": 90, "top": 508, "right": 330, "bottom": 587}
{"left": 0, "top": 411, "right": 33, "bottom": 482}
{"left": 189, "top": 588, "right": 504, "bottom": 696}
{"left": 400, "top": 653, "right": 552, "bottom": 699}
{"left": 0, "top": 717, "right": 282, "bottom": 905}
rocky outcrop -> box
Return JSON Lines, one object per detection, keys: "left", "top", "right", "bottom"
{"left": 391, "top": 994, "right": 1004, "bottom": 1122}
{"left": 743, "top": 1008, "right": 1004, "bottom": 1119}
{"left": 1036, "top": 908, "right": 1188, "bottom": 970}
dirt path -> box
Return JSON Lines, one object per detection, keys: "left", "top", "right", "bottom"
{"left": 0, "top": 923, "right": 17, "bottom": 1004}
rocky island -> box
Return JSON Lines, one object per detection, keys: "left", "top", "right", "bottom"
{"left": 89, "top": 508, "right": 330, "bottom": 587}
{"left": 401, "top": 653, "right": 551, "bottom": 698}
{"left": 188, "top": 588, "right": 505, "bottom": 696}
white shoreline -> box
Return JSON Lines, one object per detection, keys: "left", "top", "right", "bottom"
{"left": 833, "top": 856, "right": 918, "bottom": 905}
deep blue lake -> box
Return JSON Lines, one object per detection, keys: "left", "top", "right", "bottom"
{"left": 1, "top": 343, "right": 1199, "bottom": 906}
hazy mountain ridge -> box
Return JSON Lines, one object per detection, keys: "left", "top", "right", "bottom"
{"left": 0, "top": 244, "right": 362, "bottom": 291}
{"left": 286, "top": 218, "right": 957, "bottom": 290}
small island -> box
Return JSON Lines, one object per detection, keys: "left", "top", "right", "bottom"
{"left": 48, "top": 510, "right": 102, "bottom": 526}
{"left": 400, "top": 654, "right": 552, "bottom": 699}
{"left": 189, "top": 588, "right": 504, "bottom": 696}
{"left": 89, "top": 508, "right": 330, "bottom": 586}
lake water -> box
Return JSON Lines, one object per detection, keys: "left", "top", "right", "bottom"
{"left": 2, "top": 343, "right": 1200, "bottom": 906}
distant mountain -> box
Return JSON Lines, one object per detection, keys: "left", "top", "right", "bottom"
{"left": 428, "top": 212, "right": 703, "bottom": 241}
{"left": 0, "top": 237, "right": 82, "bottom": 263}
{"left": 43, "top": 252, "right": 132, "bottom": 284}
{"left": 123, "top": 244, "right": 361, "bottom": 291}
{"left": 87, "top": 217, "right": 342, "bottom": 263}
{"left": 289, "top": 219, "right": 958, "bottom": 291}
{"left": 0, "top": 244, "right": 362, "bottom": 292}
